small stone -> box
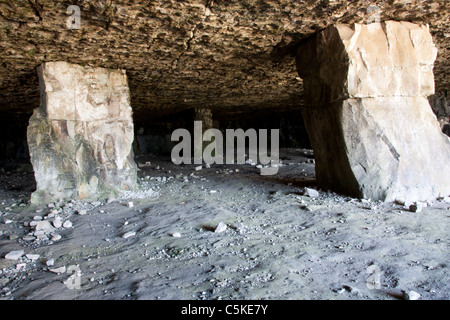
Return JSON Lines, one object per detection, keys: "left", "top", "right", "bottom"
{"left": 51, "top": 234, "right": 62, "bottom": 241}
{"left": 305, "top": 188, "right": 320, "bottom": 198}
{"left": 127, "top": 202, "right": 134, "bottom": 208}
{"left": 5, "top": 250, "right": 24, "bottom": 260}
{"left": 22, "top": 235, "right": 36, "bottom": 241}
{"left": 171, "top": 232, "right": 181, "bottom": 238}
{"left": 77, "top": 209, "right": 87, "bottom": 216}
{"left": 215, "top": 222, "right": 227, "bottom": 233}
{"left": 48, "top": 266, "right": 66, "bottom": 274}
{"left": 403, "top": 290, "right": 421, "bottom": 300}
{"left": 33, "top": 216, "right": 42, "bottom": 221}
{"left": 122, "top": 231, "right": 136, "bottom": 239}
{"left": 53, "top": 217, "right": 62, "bottom": 228}
{"left": 46, "top": 258, "right": 54, "bottom": 266}
{"left": 195, "top": 166, "right": 202, "bottom": 171}
{"left": 34, "top": 220, "right": 55, "bottom": 233}
{"left": 26, "top": 254, "right": 40, "bottom": 261}
{"left": 63, "top": 220, "right": 73, "bottom": 228}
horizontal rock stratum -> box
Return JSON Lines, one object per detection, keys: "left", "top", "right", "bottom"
{"left": 0, "top": 1, "right": 448, "bottom": 122}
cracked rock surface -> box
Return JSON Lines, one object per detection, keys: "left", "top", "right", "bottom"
{"left": 0, "top": 0, "right": 449, "bottom": 123}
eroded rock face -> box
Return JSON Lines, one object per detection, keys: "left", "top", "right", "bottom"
{"left": 297, "top": 21, "right": 450, "bottom": 202}
{"left": 27, "top": 62, "right": 137, "bottom": 204}
{"left": 1, "top": 1, "right": 449, "bottom": 123}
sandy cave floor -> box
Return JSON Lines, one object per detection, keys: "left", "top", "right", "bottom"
{"left": 0, "top": 148, "right": 449, "bottom": 300}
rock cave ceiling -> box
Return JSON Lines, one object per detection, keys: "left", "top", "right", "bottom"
{"left": 0, "top": 0, "right": 449, "bottom": 125}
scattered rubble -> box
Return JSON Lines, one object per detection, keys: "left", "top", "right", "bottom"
{"left": 0, "top": 151, "right": 449, "bottom": 300}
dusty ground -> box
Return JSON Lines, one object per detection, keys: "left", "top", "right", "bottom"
{"left": 0, "top": 148, "right": 449, "bottom": 300}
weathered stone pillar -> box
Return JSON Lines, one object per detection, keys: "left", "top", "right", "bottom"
{"left": 296, "top": 21, "right": 450, "bottom": 202}
{"left": 27, "top": 62, "right": 138, "bottom": 204}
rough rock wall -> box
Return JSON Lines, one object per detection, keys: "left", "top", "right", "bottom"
{"left": 0, "top": 1, "right": 449, "bottom": 123}
{"left": 297, "top": 21, "right": 450, "bottom": 202}
{"left": 27, "top": 62, "right": 137, "bottom": 204}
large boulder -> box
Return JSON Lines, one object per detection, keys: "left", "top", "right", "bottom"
{"left": 296, "top": 21, "right": 450, "bottom": 202}
{"left": 28, "top": 62, "right": 138, "bottom": 204}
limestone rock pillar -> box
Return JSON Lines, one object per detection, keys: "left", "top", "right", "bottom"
{"left": 296, "top": 21, "right": 450, "bottom": 202}
{"left": 27, "top": 62, "right": 138, "bottom": 204}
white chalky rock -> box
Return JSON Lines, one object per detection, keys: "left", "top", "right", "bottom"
{"left": 53, "top": 217, "right": 62, "bottom": 228}
{"left": 122, "top": 231, "right": 136, "bottom": 239}
{"left": 77, "top": 209, "right": 87, "bottom": 216}
{"left": 48, "top": 266, "right": 66, "bottom": 274}
{"left": 215, "top": 222, "right": 228, "bottom": 233}
{"left": 171, "top": 232, "right": 182, "bottom": 238}
{"left": 403, "top": 290, "right": 421, "bottom": 300}
{"left": 305, "top": 188, "right": 320, "bottom": 198}
{"left": 51, "top": 234, "right": 62, "bottom": 241}
{"left": 63, "top": 220, "right": 73, "bottom": 228}
{"left": 26, "top": 254, "right": 40, "bottom": 261}
{"left": 34, "top": 221, "right": 55, "bottom": 233}
{"left": 5, "top": 250, "right": 25, "bottom": 260}
{"left": 297, "top": 21, "right": 450, "bottom": 202}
